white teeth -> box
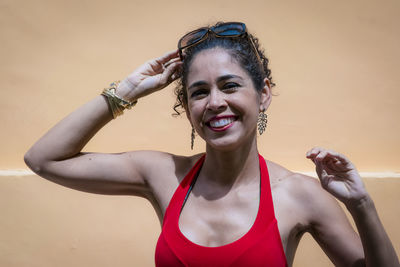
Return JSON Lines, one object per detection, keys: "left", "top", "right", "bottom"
{"left": 210, "top": 117, "right": 235, "bottom": 128}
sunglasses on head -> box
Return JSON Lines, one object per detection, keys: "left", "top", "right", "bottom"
{"left": 177, "top": 22, "right": 261, "bottom": 63}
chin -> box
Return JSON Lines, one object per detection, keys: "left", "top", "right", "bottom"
{"left": 205, "top": 134, "right": 255, "bottom": 152}
{"left": 207, "top": 142, "right": 239, "bottom": 152}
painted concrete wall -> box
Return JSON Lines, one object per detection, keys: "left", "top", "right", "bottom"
{"left": 1, "top": 0, "right": 399, "bottom": 266}
{"left": 1, "top": 176, "right": 399, "bottom": 266}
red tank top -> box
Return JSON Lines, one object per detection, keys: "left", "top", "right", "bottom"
{"left": 155, "top": 154, "right": 287, "bottom": 267}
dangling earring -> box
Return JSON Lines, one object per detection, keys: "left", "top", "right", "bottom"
{"left": 191, "top": 127, "right": 195, "bottom": 150}
{"left": 257, "top": 109, "right": 267, "bottom": 135}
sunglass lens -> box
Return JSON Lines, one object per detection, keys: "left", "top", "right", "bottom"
{"left": 213, "top": 23, "right": 245, "bottom": 36}
{"left": 179, "top": 29, "right": 208, "bottom": 49}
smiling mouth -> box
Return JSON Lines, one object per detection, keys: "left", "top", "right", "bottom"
{"left": 206, "top": 116, "right": 238, "bottom": 131}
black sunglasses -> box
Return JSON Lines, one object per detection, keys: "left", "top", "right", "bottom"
{"left": 177, "top": 22, "right": 261, "bottom": 63}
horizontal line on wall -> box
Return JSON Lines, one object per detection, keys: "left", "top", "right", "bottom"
{"left": 0, "top": 169, "right": 35, "bottom": 176}
{"left": 0, "top": 169, "right": 400, "bottom": 178}
{"left": 299, "top": 171, "right": 400, "bottom": 178}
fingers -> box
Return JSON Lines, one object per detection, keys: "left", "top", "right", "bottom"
{"left": 161, "top": 52, "right": 182, "bottom": 80}
{"left": 163, "top": 57, "right": 181, "bottom": 69}
{"left": 155, "top": 49, "right": 180, "bottom": 65}
{"left": 306, "top": 147, "right": 344, "bottom": 162}
{"left": 306, "top": 147, "right": 355, "bottom": 172}
{"left": 147, "top": 50, "right": 182, "bottom": 79}
{"left": 310, "top": 150, "right": 339, "bottom": 190}
{"left": 159, "top": 60, "right": 183, "bottom": 85}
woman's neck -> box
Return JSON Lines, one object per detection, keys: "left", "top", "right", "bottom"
{"left": 201, "top": 136, "right": 260, "bottom": 187}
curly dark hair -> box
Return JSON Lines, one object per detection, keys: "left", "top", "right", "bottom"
{"left": 173, "top": 22, "right": 275, "bottom": 115}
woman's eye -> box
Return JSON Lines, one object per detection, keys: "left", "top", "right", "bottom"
{"left": 190, "top": 89, "right": 208, "bottom": 98}
{"left": 223, "top": 82, "right": 239, "bottom": 91}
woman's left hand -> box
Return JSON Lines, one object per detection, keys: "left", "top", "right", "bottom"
{"left": 306, "top": 147, "right": 369, "bottom": 208}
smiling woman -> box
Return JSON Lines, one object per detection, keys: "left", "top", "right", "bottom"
{"left": 184, "top": 48, "right": 266, "bottom": 151}
{"left": 24, "top": 21, "right": 399, "bottom": 267}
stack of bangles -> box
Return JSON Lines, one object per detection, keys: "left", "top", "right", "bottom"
{"left": 101, "top": 81, "right": 137, "bottom": 118}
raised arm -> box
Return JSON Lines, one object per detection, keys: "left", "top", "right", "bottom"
{"left": 306, "top": 147, "right": 399, "bottom": 267}
{"left": 24, "top": 50, "right": 182, "bottom": 197}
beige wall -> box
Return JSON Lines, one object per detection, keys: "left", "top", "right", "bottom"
{"left": 1, "top": 176, "right": 399, "bottom": 266}
{"left": 1, "top": 0, "right": 399, "bottom": 266}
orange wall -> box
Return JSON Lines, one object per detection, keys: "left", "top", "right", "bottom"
{"left": 1, "top": 0, "right": 399, "bottom": 171}
{"left": 1, "top": 0, "right": 399, "bottom": 266}
{"left": 1, "top": 176, "right": 399, "bottom": 267}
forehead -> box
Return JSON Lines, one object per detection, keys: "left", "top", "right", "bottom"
{"left": 187, "top": 48, "right": 249, "bottom": 83}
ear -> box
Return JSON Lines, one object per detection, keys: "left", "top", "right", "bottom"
{"left": 259, "top": 78, "right": 272, "bottom": 112}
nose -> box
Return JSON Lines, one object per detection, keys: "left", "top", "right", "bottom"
{"left": 206, "top": 88, "right": 227, "bottom": 111}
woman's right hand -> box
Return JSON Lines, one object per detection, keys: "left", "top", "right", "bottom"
{"left": 117, "top": 50, "right": 182, "bottom": 101}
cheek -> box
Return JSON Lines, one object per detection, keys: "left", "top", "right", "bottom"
{"left": 230, "top": 92, "right": 260, "bottom": 115}
{"left": 188, "top": 102, "right": 205, "bottom": 123}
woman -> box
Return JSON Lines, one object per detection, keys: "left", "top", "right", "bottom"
{"left": 24, "top": 22, "right": 399, "bottom": 266}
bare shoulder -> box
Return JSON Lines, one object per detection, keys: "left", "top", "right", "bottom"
{"left": 124, "top": 150, "right": 203, "bottom": 183}
{"left": 265, "top": 160, "right": 342, "bottom": 223}
{"left": 266, "top": 160, "right": 363, "bottom": 266}
{"left": 125, "top": 150, "right": 204, "bottom": 215}
{"left": 266, "top": 160, "right": 320, "bottom": 196}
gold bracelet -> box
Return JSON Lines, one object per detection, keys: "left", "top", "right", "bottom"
{"left": 101, "top": 81, "right": 138, "bottom": 118}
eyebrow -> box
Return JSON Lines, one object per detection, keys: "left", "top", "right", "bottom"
{"left": 188, "top": 81, "right": 207, "bottom": 91}
{"left": 188, "top": 74, "right": 244, "bottom": 91}
{"left": 217, "top": 74, "right": 243, "bottom": 83}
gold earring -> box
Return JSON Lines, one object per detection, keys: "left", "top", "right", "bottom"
{"left": 257, "top": 110, "right": 267, "bottom": 135}
{"left": 191, "top": 127, "right": 195, "bottom": 150}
